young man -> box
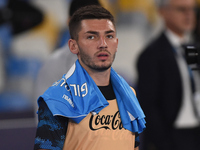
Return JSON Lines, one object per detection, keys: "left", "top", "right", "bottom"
{"left": 34, "top": 5, "right": 146, "bottom": 150}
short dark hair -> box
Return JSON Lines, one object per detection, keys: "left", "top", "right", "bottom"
{"left": 69, "top": 5, "right": 115, "bottom": 40}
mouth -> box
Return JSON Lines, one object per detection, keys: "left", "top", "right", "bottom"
{"left": 97, "top": 52, "right": 109, "bottom": 60}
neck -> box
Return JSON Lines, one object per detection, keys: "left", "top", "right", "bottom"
{"left": 87, "top": 68, "right": 111, "bottom": 86}
{"left": 167, "top": 26, "right": 185, "bottom": 38}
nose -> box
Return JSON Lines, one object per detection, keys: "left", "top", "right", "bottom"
{"left": 98, "top": 36, "right": 108, "bottom": 49}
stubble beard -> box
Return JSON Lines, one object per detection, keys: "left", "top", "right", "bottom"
{"left": 78, "top": 46, "right": 116, "bottom": 72}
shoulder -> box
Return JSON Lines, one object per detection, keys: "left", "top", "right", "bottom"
{"left": 130, "top": 87, "right": 136, "bottom": 96}
{"left": 137, "top": 32, "right": 170, "bottom": 62}
{"left": 144, "top": 32, "right": 167, "bottom": 51}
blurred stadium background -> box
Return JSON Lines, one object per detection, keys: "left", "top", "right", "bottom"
{"left": 0, "top": 0, "right": 179, "bottom": 149}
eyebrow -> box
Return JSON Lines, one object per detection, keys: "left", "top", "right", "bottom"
{"left": 85, "top": 30, "right": 115, "bottom": 35}
{"left": 105, "top": 30, "right": 115, "bottom": 34}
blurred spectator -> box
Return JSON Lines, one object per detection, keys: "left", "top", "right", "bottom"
{"left": 193, "top": 0, "right": 200, "bottom": 43}
{"left": 0, "top": 0, "right": 43, "bottom": 35}
{"left": 0, "top": 0, "right": 44, "bottom": 114}
{"left": 136, "top": 0, "right": 200, "bottom": 150}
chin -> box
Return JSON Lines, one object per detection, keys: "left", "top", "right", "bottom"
{"left": 96, "top": 67, "right": 111, "bottom": 72}
{"left": 92, "top": 64, "right": 111, "bottom": 72}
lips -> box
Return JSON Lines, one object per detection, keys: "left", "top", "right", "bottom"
{"left": 97, "top": 52, "right": 109, "bottom": 60}
{"left": 98, "top": 53, "right": 108, "bottom": 57}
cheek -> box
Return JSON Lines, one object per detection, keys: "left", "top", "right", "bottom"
{"left": 166, "top": 16, "right": 181, "bottom": 26}
{"left": 78, "top": 45, "right": 94, "bottom": 58}
{"left": 80, "top": 40, "right": 97, "bottom": 49}
{"left": 110, "top": 41, "right": 118, "bottom": 52}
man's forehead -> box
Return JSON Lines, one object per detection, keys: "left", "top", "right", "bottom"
{"left": 80, "top": 19, "right": 115, "bottom": 31}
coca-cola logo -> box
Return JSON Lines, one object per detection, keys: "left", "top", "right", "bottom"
{"left": 89, "top": 111, "right": 123, "bottom": 130}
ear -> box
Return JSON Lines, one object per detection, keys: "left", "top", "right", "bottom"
{"left": 116, "top": 38, "right": 118, "bottom": 52}
{"left": 68, "top": 39, "right": 79, "bottom": 54}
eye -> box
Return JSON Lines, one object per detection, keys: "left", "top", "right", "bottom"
{"left": 107, "top": 35, "right": 114, "bottom": 39}
{"left": 87, "top": 36, "right": 94, "bottom": 39}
